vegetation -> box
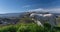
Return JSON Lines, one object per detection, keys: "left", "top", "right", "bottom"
{"left": 56, "top": 17, "right": 60, "bottom": 27}
{"left": 0, "top": 23, "right": 60, "bottom": 32}
{"left": 0, "top": 17, "right": 60, "bottom": 32}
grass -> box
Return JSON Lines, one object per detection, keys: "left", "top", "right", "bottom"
{"left": 0, "top": 23, "right": 60, "bottom": 32}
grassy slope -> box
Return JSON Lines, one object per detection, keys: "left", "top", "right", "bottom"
{"left": 0, "top": 17, "right": 60, "bottom": 32}
{"left": 0, "top": 23, "right": 60, "bottom": 32}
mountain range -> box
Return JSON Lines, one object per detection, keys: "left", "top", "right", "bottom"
{"left": 0, "top": 11, "right": 60, "bottom": 18}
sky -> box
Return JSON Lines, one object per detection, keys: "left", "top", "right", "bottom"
{"left": 0, "top": 0, "right": 60, "bottom": 14}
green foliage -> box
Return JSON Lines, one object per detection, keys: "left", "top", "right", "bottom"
{"left": 0, "top": 23, "right": 60, "bottom": 32}
{"left": 0, "top": 25, "right": 17, "bottom": 32}
{"left": 17, "top": 23, "right": 44, "bottom": 32}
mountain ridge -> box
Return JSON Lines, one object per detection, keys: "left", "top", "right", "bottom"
{"left": 0, "top": 11, "right": 60, "bottom": 18}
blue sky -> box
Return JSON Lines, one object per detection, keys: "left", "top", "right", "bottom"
{"left": 0, "top": 0, "right": 60, "bottom": 14}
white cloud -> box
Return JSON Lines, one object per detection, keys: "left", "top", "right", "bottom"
{"left": 28, "top": 8, "right": 60, "bottom": 13}
{"left": 28, "top": 8, "right": 48, "bottom": 12}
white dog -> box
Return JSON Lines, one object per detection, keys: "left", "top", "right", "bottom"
{"left": 30, "top": 13, "right": 57, "bottom": 27}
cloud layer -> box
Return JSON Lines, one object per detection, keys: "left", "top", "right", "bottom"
{"left": 28, "top": 8, "right": 60, "bottom": 13}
